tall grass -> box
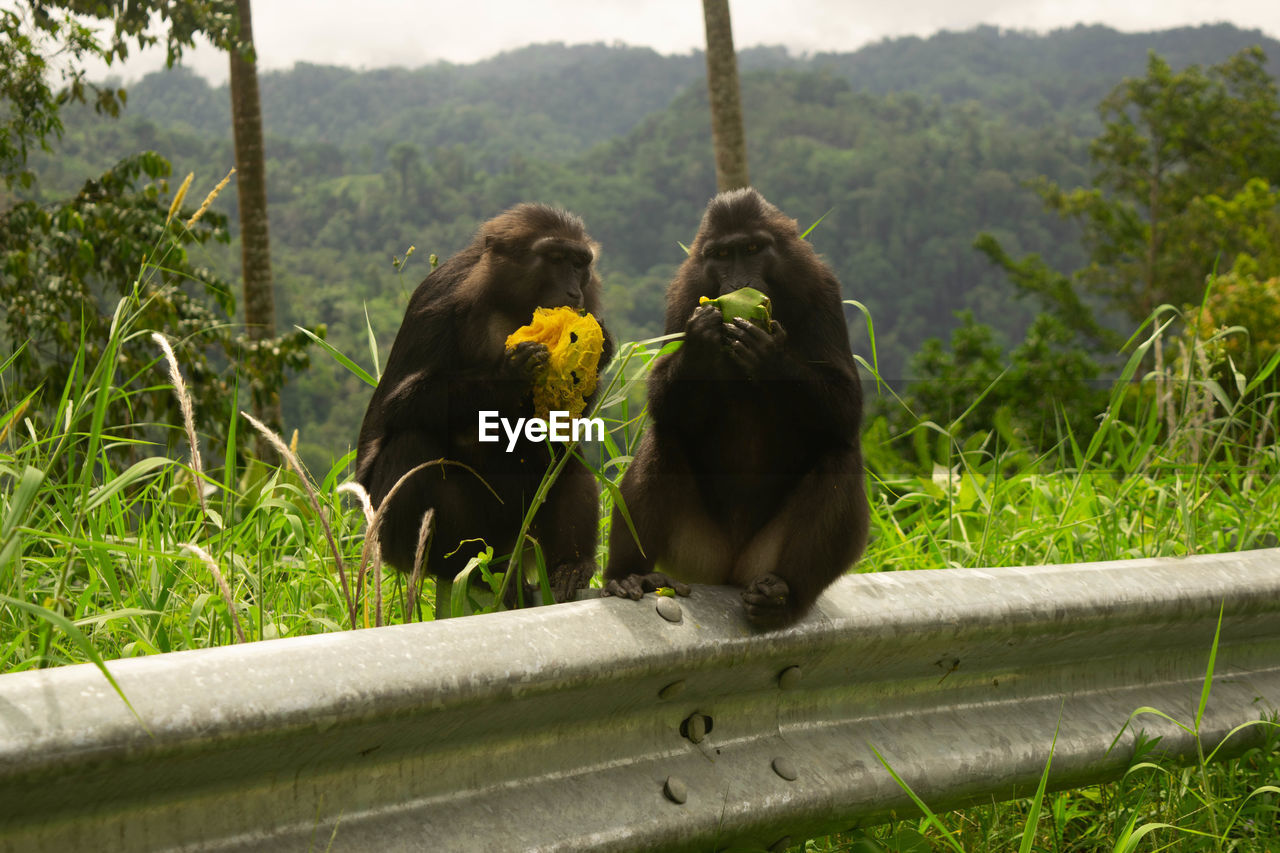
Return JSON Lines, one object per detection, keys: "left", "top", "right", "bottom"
{"left": 2, "top": 289, "right": 1276, "bottom": 652}
{"left": 856, "top": 303, "right": 1280, "bottom": 576}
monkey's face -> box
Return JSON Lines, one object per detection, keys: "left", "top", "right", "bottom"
{"left": 700, "top": 232, "right": 779, "bottom": 299}
{"left": 516, "top": 235, "right": 595, "bottom": 311}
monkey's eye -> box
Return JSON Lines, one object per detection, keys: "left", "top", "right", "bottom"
{"left": 715, "top": 247, "right": 729, "bottom": 258}
{"left": 747, "top": 243, "right": 759, "bottom": 254}
{"left": 548, "top": 251, "right": 565, "bottom": 262}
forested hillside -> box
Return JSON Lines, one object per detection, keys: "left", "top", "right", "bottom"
{"left": 16, "top": 22, "right": 1279, "bottom": 463}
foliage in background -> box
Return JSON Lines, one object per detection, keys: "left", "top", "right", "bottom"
{"left": 17, "top": 25, "right": 1280, "bottom": 464}
{"left": 1045, "top": 48, "right": 1280, "bottom": 322}
{"left": 970, "top": 46, "right": 1280, "bottom": 341}
{"left": 1, "top": 0, "right": 313, "bottom": 462}
{"left": 910, "top": 46, "right": 1280, "bottom": 455}
{"left": 1, "top": 0, "right": 238, "bottom": 190}
{"left": 895, "top": 311, "right": 1106, "bottom": 453}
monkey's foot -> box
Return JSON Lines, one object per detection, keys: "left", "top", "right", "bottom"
{"left": 601, "top": 572, "right": 692, "bottom": 601}
{"left": 742, "top": 573, "right": 793, "bottom": 629}
{"left": 501, "top": 577, "right": 542, "bottom": 610}
{"left": 549, "top": 559, "right": 598, "bottom": 604}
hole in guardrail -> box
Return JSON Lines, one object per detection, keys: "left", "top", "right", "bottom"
{"left": 659, "top": 679, "right": 686, "bottom": 700}
{"left": 778, "top": 665, "right": 802, "bottom": 689}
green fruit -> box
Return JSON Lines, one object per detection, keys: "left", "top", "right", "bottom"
{"left": 700, "top": 286, "right": 773, "bottom": 330}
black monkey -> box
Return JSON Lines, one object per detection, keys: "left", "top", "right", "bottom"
{"left": 603, "top": 188, "right": 868, "bottom": 628}
{"left": 356, "top": 204, "right": 612, "bottom": 604}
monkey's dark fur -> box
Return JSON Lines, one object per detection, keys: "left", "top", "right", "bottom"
{"left": 356, "top": 204, "right": 612, "bottom": 604}
{"left": 604, "top": 188, "right": 868, "bottom": 628}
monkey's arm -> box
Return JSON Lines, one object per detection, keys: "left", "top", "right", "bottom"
{"left": 646, "top": 304, "right": 733, "bottom": 428}
{"left": 355, "top": 308, "right": 456, "bottom": 493}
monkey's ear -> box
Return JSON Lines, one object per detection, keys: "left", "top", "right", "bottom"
{"left": 484, "top": 234, "right": 514, "bottom": 257}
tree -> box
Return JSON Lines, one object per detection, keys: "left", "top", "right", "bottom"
{"left": 387, "top": 141, "right": 424, "bottom": 206}
{"left": 1, "top": 8, "right": 106, "bottom": 190}
{"left": 902, "top": 311, "right": 1103, "bottom": 452}
{"left": 928, "top": 47, "right": 1280, "bottom": 448}
{"left": 1022, "top": 48, "right": 1280, "bottom": 323}
{"left": 0, "top": 1, "right": 313, "bottom": 458}
{"left": 228, "top": 0, "right": 281, "bottom": 438}
{"left": 701, "top": 0, "right": 749, "bottom": 191}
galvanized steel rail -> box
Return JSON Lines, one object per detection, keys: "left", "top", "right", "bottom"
{"left": 1, "top": 550, "right": 1278, "bottom": 851}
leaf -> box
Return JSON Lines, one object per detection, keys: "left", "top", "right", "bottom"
{"left": 74, "top": 607, "right": 162, "bottom": 627}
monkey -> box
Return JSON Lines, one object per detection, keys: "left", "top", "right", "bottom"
{"left": 602, "top": 188, "right": 868, "bottom": 629}
{"left": 355, "top": 203, "right": 612, "bottom": 606}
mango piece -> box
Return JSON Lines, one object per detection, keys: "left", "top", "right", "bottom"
{"left": 505, "top": 308, "right": 605, "bottom": 420}
{"left": 698, "top": 286, "right": 773, "bottom": 330}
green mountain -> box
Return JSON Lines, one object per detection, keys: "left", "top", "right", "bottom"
{"left": 22, "top": 23, "right": 1280, "bottom": 463}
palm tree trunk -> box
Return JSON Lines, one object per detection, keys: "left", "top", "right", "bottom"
{"left": 229, "top": 0, "right": 282, "bottom": 440}
{"left": 702, "top": 0, "right": 750, "bottom": 191}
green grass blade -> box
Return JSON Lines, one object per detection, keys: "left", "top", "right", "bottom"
{"left": 363, "top": 303, "right": 382, "bottom": 382}
{"left": 1195, "top": 601, "right": 1225, "bottom": 732}
{"left": 85, "top": 457, "right": 172, "bottom": 512}
{"left": 0, "top": 466, "right": 46, "bottom": 578}
{"left": 844, "top": 299, "right": 882, "bottom": 392}
{"left": 530, "top": 536, "right": 555, "bottom": 606}
{"left": 1244, "top": 346, "right": 1280, "bottom": 395}
{"left": 799, "top": 207, "right": 834, "bottom": 239}
{"left": 295, "top": 325, "right": 377, "bottom": 387}
{"left": 0, "top": 593, "right": 147, "bottom": 730}
{"left": 73, "top": 607, "right": 163, "bottom": 627}
{"left": 869, "top": 743, "right": 965, "bottom": 853}
{"left": 1019, "top": 708, "right": 1062, "bottom": 853}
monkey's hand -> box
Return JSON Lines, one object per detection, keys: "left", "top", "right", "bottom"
{"left": 549, "top": 558, "right": 598, "bottom": 604}
{"left": 742, "top": 572, "right": 793, "bottom": 629}
{"left": 685, "top": 303, "right": 728, "bottom": 351}
{"left": 602, "top": 572, "right": 692, "bottom": 600}
{"left": 504, "top": 340, "right": 550, "bottom": 383}
{"left": 726, "top": 318, "right": 787, "bottom": 378}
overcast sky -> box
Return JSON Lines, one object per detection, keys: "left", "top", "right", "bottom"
{"left": 87, "top": 0, "right": 1280, "bottom": 84}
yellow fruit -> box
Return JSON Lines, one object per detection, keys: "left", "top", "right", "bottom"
{"left": 505, "top": 307, "right": 605, "bottom": 420}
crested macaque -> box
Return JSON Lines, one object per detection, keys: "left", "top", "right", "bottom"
{"left": 356, "top": 204, "right": 612, "bottom": 604}
{"left": 603, "top": 188, "right": 868, "bottom": 628}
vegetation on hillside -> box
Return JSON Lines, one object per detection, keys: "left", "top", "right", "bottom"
{"left": 11, "top": 24, "right": 1279, "bottom": 464}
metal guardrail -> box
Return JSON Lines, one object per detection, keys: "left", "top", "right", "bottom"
{"left": 1, "top": 549, "right": 1278, "bottom": 852}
